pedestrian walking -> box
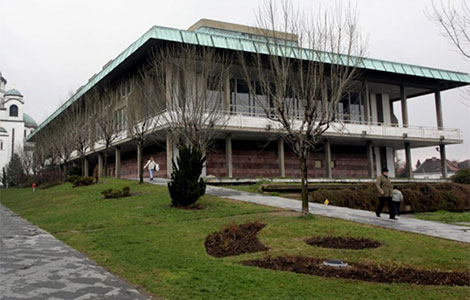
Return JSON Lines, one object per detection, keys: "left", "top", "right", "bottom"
{"left": 376, "top": 168, "right": 396, "bottom": 219}
{"left": 392, "top": 186, "right": 403, "bottom": 217}
{"left": 143, "top": 157, "right": 159, "bottom": 181}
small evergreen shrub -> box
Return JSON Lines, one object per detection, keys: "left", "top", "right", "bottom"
{"left": 122, "top": 186, "right": 130, "bottom": 197}
{"left": 451, "top": 169, "right": 470, "bottom": 184}
{"left": 67, "top": 175, "right": 81, "bottom": 185}
{"left": 168, "top": 146, "right": 206, "bottom": 207}
{"left": 101, "top": 186, "right": 131, "bottom": 199}
{"left": 73, "top": 176, "right": 95, "bottom": 187}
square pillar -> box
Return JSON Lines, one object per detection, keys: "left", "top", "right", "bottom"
{"left": 98, "top": 152, "right": 104, "bottom": 178}
{"left": 366, "top": 141, "right": 374, "bottom": 178}
{"left": 435, "top": 90, "right": 444, "bottom": 130}
{"left": 83, "top": 157, "right": 89, "bottom": 177}
{"left": 225, "top": 133, "right": 233, "bottom": 178}
{"left": 404, "top": 142, "right": 412, "bottom": 179}
{"left": 115, "top": 147, "right": 121, "bottom": 178}
{"left": 440, "top": 144, "right": 447, "bottom": 179}
{"left": 278, "top": 138, "right": 285, "bottom": 177}
{"left": 400, "top": 84, "right": 408, "bottom": 128}
{"left": 324, "top": 139, "right": 332, "bottom": 178}
{"left": 363, "top": 80, "right": 371, "bottom": 124}
{"left": 166, "top": 136, "right": 173, "bottom": 178}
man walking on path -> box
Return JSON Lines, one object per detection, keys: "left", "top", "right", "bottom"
{"left": 376, "top": 168, "right": 396, "bottom": 220}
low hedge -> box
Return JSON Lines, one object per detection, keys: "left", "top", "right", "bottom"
{"left": 102, "top": 186, "right": 130, "bottom": 199}
{"left": 309, "top": 182, "right": 470, "bottom": 213}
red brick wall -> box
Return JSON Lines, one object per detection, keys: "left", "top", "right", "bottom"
{"left": 206, "top": 141, "right": 226, "bottom": 177}
{"left": 232, "top": 140, "right": 280, "bottom": 178}
{"left": 106, "top": 145, "right": 167, "bottom": 179}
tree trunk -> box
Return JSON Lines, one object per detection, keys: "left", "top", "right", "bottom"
{"left": 299, "top": 154, "right": 309, "bottom": 214}
{"left": 81, "top": 155, "right": 86, "bottom": 177}
{"left": 103, "top": 146, "right": 108, "bottom": 177}
{"left": 138, "top": 141, "right": 144, "bottom": 184}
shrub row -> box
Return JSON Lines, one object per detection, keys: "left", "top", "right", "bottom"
{"left": 309, "top": 182, "right": 470, "bottom": 213}
{"left": 101, "top": 186, "right": 130, "bottom": 199}
{"left": 67, "top": 175, "right": 95, "bottom": 187}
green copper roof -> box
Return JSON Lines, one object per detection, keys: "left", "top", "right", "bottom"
{"left": 27, "top": 25, "right": 470, "bottom": 141}
{"left": 5, "top": 88, "right": 23, "bottom": 97}
{"left": 23, "top": 113, "right": 38, "bottom": 127}
{"left": 0, "top": 127, "right": 7, "bottom": 133}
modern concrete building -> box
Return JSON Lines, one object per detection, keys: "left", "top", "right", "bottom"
{"left": 27, "top": 19, "right": 469, "bottom": 180}
{"left": 0, "top": 71, "right": 38, "bottom": 171}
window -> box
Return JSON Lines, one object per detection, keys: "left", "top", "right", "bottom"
{"left": 9, "top": 105, "right": 18, "bottom": 117}
{"left": 24, "top": 130, "right": 26, "bottom": 138}
{"left": 114, "top": 107, "right": 127, "bottom": 131}
{"left": 120, "top": 80, "right": 132, "bottom": 98}
{"left": 314, "top": 160, "right": 322, "bottom": 168}
{"left": 206, "top": 76, "right": 224, "bottom": 111}
{"left": 0, "top": 140, "right": 3, "bottom": 150}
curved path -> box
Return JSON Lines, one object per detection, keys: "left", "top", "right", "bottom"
{"left": 145, "top": 178, "right": 470, "bottom": 243}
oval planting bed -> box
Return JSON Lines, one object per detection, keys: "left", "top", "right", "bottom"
{"left": 205, "top": 221, "right": 269, "bottom": 258}
{"left": 305, "top": 236, "right": 382, "bottom": 250}
{"left": 242, "top": 256, "right": 470, "bottom": 286}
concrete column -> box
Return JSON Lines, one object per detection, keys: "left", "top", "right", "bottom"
{"left": 363, "top": 80, "right": 370, "bottom": 124}
{"left": 225, "top": 133, "right": 233, "bottom": 178}
{"left": 98, "top": 152, "right": 104, "bottom": 178}
{"left": 115, "top": 147, "right": 121, "bottom": 178}
{"left": 137, "top": 145, "right": 143, "bottom": 180}
{"left": 439, "top": 144, "right": 447, "bottom": 179}
{"left": 404, "top": 142, "right": 412, "bottom": 179}
{"left": 366, "top": 141, "right": 374, "bottom": 178}
{"left": 374, "top": 147, "right": 382, "bottom": 176}
{"left": 324, "top": 139, "right": 332, "bottom": 178}
{"left": 400, "top": 84, "right": 408, "bottom": 128}
{"left": 435, "top": 90, "right": 444, "bottom": 130}
{"left": 83, "top": 157, "right": 89, "bottom": 177}
{"left": 225, "top": 76, "right": 231, "bottom": 112}
{"left": 278, "top": 138, "right": 285, "bottom": 177}
{"left": 386, "top": 147, "right": 396, "bottom": 178}
{"left": 166, "top": 136, "right": 173, "bottom": 178}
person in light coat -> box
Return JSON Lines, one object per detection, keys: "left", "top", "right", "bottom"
{"left": 392, "top": 186, "right": 403, "bottom": 217}
{"left": 143, "top": 157, "right": 159, "bottom": 181}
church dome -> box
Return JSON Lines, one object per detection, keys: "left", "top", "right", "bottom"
{"left": 5, "top": 88, "right": 23, "bottom": 97}
{"left": 0, "top": 126, "right": 7, "bottom": 133}
{"left": 24, "top": 113, "right": 38, "bottom": 127}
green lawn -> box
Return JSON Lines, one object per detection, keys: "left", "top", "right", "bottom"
{"left": 1, "top": 179, "right": 469, "bottom": 300}
{"left": 413, "top": 210, "right": 470, "bottom": 226}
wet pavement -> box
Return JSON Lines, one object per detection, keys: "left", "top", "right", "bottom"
{"left": 0, "top": 205, "right": 149, "bottom": 300}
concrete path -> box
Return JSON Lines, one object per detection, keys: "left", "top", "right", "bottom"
{"left": 0, "top": 205, "right": 149, "bottom": 300}
{"left": 144, "top": 178, "right": 470, "bottom": 243}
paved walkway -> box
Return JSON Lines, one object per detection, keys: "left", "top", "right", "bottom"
{"left": 144, "top": 178, "right": 470, "bottom": 243}
{"left": 0, "top": 205, "right": 149, "bottom": 300}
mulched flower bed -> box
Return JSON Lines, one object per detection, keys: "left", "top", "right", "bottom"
{"left": 205, "top": 221, "right": 269, "bottom": 257}
{"left": 242, "top": 256, "right": 470, "bottom": 286}
{"left": 305, "top": 236, "right": 382, "bottom": 250}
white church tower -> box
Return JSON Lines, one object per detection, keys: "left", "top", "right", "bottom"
{"left": 0, "top": 70, "right": 38, "bottom": 171}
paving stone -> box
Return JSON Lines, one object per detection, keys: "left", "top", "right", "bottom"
{"left": 0, "top": 205, "right": 149, "bottom": 300}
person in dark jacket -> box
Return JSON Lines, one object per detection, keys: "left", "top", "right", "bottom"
{"left": 376, "top": 168, "right": 396, "bottom": 219}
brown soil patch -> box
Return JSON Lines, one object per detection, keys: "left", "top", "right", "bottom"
{"left": 171, "top": 203, "right": 205, "bottom": 210}
{"left": 242, "top": 256, "right": 470, "bottom": 286}
{"left": 305, "top": 236, "right": 382, "bottom": 250}
{"left": 205, "top": 221, "right": 269, "bottom": 257}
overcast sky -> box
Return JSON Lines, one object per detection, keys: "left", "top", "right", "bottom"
{"left": 1, "top": 0, "right": 469, "bottom": 164}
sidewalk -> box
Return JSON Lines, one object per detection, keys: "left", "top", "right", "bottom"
{"left": 143, "top": 178, "right": 470, "bottom": 243}
{"left": 0, "top": 205, "right": 150, "bottom": 300}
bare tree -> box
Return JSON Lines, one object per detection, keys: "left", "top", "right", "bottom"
{"left": 68, "top": 98, "right": 91, "bottom": 176}
{"left": 427, "top": 0, "right": 470, "bottom": 59}
{"left": 125, "top": 74, "right": 162, "bottom": 183}
{"left": 51, "top": 114, "right": 75, "bottom": 180}
{"left": 427, "top": 0, "right": 470, "bottom": 104}
{"left": 17, "top": 146, "right": 34, "bottom": 176}
{"left": 146, "top": 45, "right": 230, "bottom": 153}
{"left": 240, "top": 0, "right": 365, "bottom": 214}
{"left": 91, "top": 86, "right": 120, "bottom": 177}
